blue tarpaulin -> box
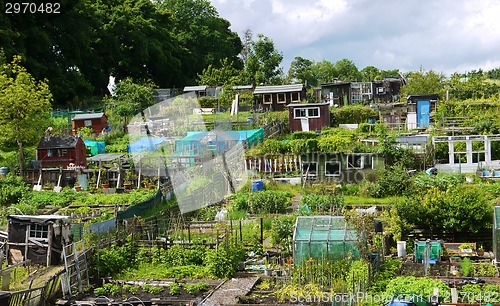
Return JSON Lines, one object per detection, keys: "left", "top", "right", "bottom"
{"left": 175, "top": 129, "right": 264, "bottom": 155}
{"left": 127, "top": 137, "right": 168, "bottom": 154}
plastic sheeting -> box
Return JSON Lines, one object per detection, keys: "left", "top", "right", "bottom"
{"left": 127, "top": 137, "right": 167, "bottom": 154}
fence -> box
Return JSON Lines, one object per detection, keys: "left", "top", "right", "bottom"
{"left": 245, "top": 154, "right": 300, "bottom": 174}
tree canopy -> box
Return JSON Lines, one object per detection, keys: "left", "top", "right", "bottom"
{"left": 0, "top": 55, "right": 52, "bottom": 173}
{"left": 0, "top": 0, "right": 242, "bottom": 105}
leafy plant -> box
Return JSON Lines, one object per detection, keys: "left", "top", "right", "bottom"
{"left": 183, "top": 282, "right": 208, "bottom": 295}
{"left": 142, "top": 283, "right": 164, "bottom": 294}
{"left": 168, "top": 282, "right": 181, "bottom": 295}
{"left": 460, "top": 257, "right": 473, "bottom": 277}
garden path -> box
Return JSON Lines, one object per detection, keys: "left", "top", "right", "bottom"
{"left": 200, "top": 276, "right": 259, "bottom": 306}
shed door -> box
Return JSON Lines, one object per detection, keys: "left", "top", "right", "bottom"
{"left": 300, "top": 118, "right": 310, "bottom": 132}
{"left": 417, "top": 100, "right": 430, "bottom": 127}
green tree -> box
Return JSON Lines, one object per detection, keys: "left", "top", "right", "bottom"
{"left": 287, "top": 56, "right": 315, "bottom": 87}
{"left": 107, "top": 78, "right": 156, "bottom": 130}
{"left": 312, "top": 60, "right": 337, "bottom": 84}
{"left": 159, "top": 0, "right": 243, "bottom": 84}
{"left": 400, "top": 69, "right": 445, "bottom": 98}
{"left": 197, "top": 58, "right": 241, "bottom": 86}
{"left": 0, "top": 55, "right": 52, "bottom": 174}
{"left": 334, "top": 58, "right": 361, "bottom": 81}
{"left": 244, "top": 34, "right": 283, "bottom": 85}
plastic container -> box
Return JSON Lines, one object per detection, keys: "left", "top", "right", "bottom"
{"left": 397, "top": 241, "right": 406, "bottom": 258}
{"left": 251, "top": 180, "right": 264, "bottom": 192}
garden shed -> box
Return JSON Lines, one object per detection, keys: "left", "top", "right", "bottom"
{"left": 6, "top": 215, "right": 72, "bottom": 266}
{"left": 293, "top": 216, "right": 359, "bottom": 266}
{"left": 36, "top": 136, "right": 87, "bottom": 168}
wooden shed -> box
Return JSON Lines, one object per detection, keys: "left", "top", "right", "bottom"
{"left": 254, "top": 84, "right": 306, "bottom": 111}
{"left": 37, "top": 136, "right": 87, "bottom": 169}
{"left": 287, "top": 102, "right": 331, "bottom": 132}
{"left": 72, "top": 112, "right": 108, "bottom": 135}
{"left": 6, "top": 215, "right": 72, "bottom": 266}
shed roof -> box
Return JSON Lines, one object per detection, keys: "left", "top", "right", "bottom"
{"left": 8, "top": 215, "right": 70, "bottom": 224}
{"left": 184, "top": 85, "right": 207, "bottom": 92}
{"left": 286, "top": 102, "right": 330, "bottom": 108}
{"left": 87, "top": 153, "right": 124, "bottom": 162}
{"left": 37, "top": 136, "right": 80, "bottom": 149}
{"left": 73, "top": 112, "right": 105, "bottom": 120}
{"left": 254, "top": 84, "right": 304, "bottom": 94}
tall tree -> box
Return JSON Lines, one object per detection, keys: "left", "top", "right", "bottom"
{"left": 0, "top": 55, "right": 52, "bottom": 174}
{"left": 287, "top": 56, "right": 315, "bottom": 87}
{"left": 400, "top": 69, "right": 445, "bottom": 98}
{"left": 244, "top": 34, "right": 283, "bottom": 85}
{"left": 197, "top": 58, "right": 241, "bottom": 86}
{"left": 312, "top": 60, "right": 337, "bottom": 84}
{"left": 334, "top": 58, "right": 361, "bottom": 81}
{"left": 159, "top": 0, "right": 243, "bottom": 84}
{"left": 107, "top": 78, "right": 157, "bottom": 130}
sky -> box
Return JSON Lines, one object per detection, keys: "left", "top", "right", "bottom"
{"left": 210, "top": 0, "right": 500, "bottom": 76}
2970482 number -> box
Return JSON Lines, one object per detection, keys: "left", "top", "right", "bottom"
{"left": 5, "top": 2, "right": 60, "bottom": 14}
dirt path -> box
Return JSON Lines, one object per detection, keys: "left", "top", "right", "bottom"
{"left": 200, "top": 276, "right": 259, "bottom": 306}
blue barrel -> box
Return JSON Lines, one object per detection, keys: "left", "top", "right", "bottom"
{"left": 0, "top": 167, "right": 9, "bottom": 176}
{"left": 251, "top": 180, "right": 264, "bottom": 192}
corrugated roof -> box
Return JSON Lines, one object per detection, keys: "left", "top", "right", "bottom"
{"left": 73, "top": 113, "right": 105, "bottom": 120}
{"left": 232, "top": 85, "right": 254, "bottom": 90}
{"left": 184, "top": 86, "right": 207, "bottom": 92}
{"left": 254, "top": 84, "right": 304, "bottom": 94}
{"left": 37, "top": 136, "right": 80, "bottom": 149}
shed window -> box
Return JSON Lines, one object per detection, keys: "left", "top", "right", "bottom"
{"left": 291, "top": 92, "right": 300, "bottom": 102}
{"left": 30, "top": 224, "right": 49, "bottom": 239}
{"left": 84, "top": 119, "right": 92, "bottom": 127}
{"left": 277, "top": 93, "right": 286, "bottom": 104}
{"left": 325, "top": 161, "right": 341, "bottom": 176}
{"left": 347, "top": 155, "right": 372, "bottom": 169}
{"left": 302, "top": 162, "right": 317, "bottom": 176}
{"left": 294, "top": 107, "right": 320, "bottom": 119}
{"left": 263, "top": 94, "right": 272, "bottom": 104}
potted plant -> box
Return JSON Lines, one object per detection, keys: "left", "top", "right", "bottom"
{"left": 477, "top": 246, "right": 484, "bottom": 256}
{"left": 124, "top": 169, "right": 136, "bottom": 190}
{"left": 100, "top": 169, "right": 109, "bottom": 189}
{"left": 458, "top": 243, "right": 474, "bottom": 253}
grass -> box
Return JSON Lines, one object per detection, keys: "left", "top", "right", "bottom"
{"left": 343, "top": 195, "right": 404, "bottom": 205}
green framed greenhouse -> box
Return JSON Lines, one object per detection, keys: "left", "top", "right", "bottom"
{"left": 494, "top": 206, "right": 500, "bottom": 263}
{"left": 293, "top": 216, "right": 359, "bottom": 265}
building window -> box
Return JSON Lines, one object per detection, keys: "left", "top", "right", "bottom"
{"left": 325, "top": 161, "right": 341, "bottom": 176}
{"left": 291, "top": 92, "right": 299, "bottom": 102}
{"left": 30, "top": 224, "right": 49, "bottom": 239}
{"left": 301, "top": 162, "right": 317, "bottom": 176}
{"left": 294, "top": 107, "right": 320, "bottom": 119}
{"left": 347, "top": 155, "right": 365, "bottom": 169}
{"left": 263, "top": 94, "right": 272, "bottom": 104}
{"left": 84, "top": 119, "right": 92, "bottom": 127}
{"left": 277, "top": 93, "right": 286, "bottom": 104}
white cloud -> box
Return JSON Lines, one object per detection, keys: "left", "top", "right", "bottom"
{"left": 210, "top": 0, "right": 500, "bottom": 74}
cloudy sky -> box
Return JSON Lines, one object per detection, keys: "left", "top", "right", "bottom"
{"left": 210, "top": 0, "right": 500, "bottom": 76}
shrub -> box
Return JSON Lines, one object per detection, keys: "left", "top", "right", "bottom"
{"left": 142, "top": 284, "right": 164, "bottom": 295}
{"left": 247, "top": 190, "right": 293, "bottom": 214}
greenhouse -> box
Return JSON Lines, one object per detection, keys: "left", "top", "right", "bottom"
{"left": 293, "top": 216, "right": 359, "bottom": 265}
{"left": 494, "top": 206, "right": 500, "bottom": 262}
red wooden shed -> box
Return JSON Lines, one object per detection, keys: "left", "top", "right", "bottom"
{"left": 71, "top": 113, "right": 108, "bottom": 135}
{"left": 36, "top": 136, "right": 87, "bottom": 168}
{"left": 287, "top": 102, "right": 331, "bottom": 132}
